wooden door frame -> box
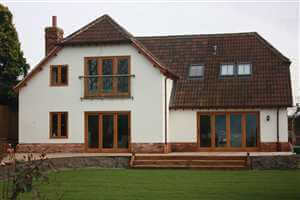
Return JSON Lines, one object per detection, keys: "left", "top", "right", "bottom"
{"left": 197, "top": 111, "right": 260, "bottom": 151}
{"left": 84, "top": 111, "right": 131, "bottom": 153}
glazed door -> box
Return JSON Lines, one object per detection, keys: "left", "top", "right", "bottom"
{"left": 86, "top": 112, "right": 130, "bottom": 152}
{"left": 198, "top": 112, "right": 259, "bottom": 151}
{"left": 102, "top": 114, "right": 114, "bottom": 150}
{"left": 87, "top": 114, "right": 99, "bottom": 151}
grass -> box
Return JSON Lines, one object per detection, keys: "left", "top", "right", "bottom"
{"left": 17, "top": 169, "right": 300, "bottom": 200}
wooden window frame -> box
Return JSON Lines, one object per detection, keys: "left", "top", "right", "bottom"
{"left": 84, "top": 56, "right": 131, "bottom": 98}
{"left": 50, "top": 65, "right": 68, "bottom": 86}
{"left": 49, "top": 112, "right": 68, "bottom": 139}
{"left": 197, "top": 111, "right": 260, "bottom": 151}
{"left": 84, "top": 111, "right": 131, "bottom": 153}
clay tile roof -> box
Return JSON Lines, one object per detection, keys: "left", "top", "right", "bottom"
{"left": 137, "top": 32, "right": 293, "bottom": 109}
{"left": 61, "top": 14, "right": 132, "bottom": 45}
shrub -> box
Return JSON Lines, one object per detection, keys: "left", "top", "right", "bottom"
{"left": 0, "top": 153, "right": 63, "bottom": 200}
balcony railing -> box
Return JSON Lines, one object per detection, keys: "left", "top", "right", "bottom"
{"left": 78, "top": 74, "right": 135, "bottom": 100}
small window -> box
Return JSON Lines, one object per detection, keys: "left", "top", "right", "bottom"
{"left": 189, "top": 65, "right": 204, "bottom": 77}
{"left": 220, "top": 64, "right": 234, "bottom": 76}
{"left": 238, "top": 64, "right": 251, "bottom": 75}
{"left": 50, "top": 112, "right": 68, "bottom": 138}
{"left": 50, "top": 65, "right": 68, "bottom": 86}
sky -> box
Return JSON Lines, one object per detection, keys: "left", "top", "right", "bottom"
{"left": 2, "top": 0, "right": 300, "bottom": 100}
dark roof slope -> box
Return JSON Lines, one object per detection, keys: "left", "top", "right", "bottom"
{"left": 61, "top": 15, "right": 132, "bottom": 45}
{"left": 137, "top": 33, "right": 293, "bottom": 108}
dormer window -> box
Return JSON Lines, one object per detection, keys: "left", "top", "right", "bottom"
{"left": 237, "top": 63, "right": 251, "bottom": 75}
{"left": 220, "top": 64, "right": 234, "bottom": 76}
{"left": 189, "top": 64, "right": 204, "bottom": 78}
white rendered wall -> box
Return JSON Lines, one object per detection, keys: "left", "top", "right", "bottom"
{"left": 169, "top": 109, "right": 288, "bottom": 143}
{"left": 19, "top": 44, "right": 166, "bottom": 144}
{"left": 161, "top": 78, "right": 173, "bottom": 142}
{"left": 169, "top": 110, "right": 197, "bottom": 142}
{"left": 260, "top": 109, "right": 288, "bottom": 142}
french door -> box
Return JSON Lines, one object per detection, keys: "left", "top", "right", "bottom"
{"left": 85, "top": 112, "right": 130, "bottom": 152}
{"left": 197, "top": 112, "right": 260, "bottom": 151}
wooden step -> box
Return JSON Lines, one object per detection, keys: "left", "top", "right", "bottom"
{"left": 130, "top": 155, "right": 249, "bottom": 169}
{"left": 134, "top": 156, "right": 247, "bottom": 161}
{"left": 131, "top": 164, "right": 248, "bottom": 170}
{"left": 133, "top": 159, "right": 246, "bottom": 166}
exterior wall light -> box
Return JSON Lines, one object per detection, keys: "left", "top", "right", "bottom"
{"left": 266, "top": 115, "right": 270, "bottom": 121}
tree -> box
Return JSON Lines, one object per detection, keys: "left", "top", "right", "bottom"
{"left": 0, "top": 3, "right": 29, "bottom": 105}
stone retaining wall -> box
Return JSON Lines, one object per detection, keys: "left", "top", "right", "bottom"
{"left": 0, "top": 156, "right": 130, "bottom": 179}
{"left": 250, "top": 155, "right": 298, "bottom": 169}
{"left": 48, "top": 156, "right": 130, "bottom": 169}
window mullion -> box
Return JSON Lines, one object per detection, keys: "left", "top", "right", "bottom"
{"left": 114, "top": 113, "right": 118, "bottom": 149}
{"left": 98, "top": 58, "right": 102, "bottom": 96}
{"left": 211, "top": 113, "right": 216, "bottom": 148}
{"left": 242, "top": 113, "right": 246, "bottom": 148}
{"left": 113, "top": 57, "right": 117, "bottom": 95}
{"left": 226, "top": 113, "right": 230, "bottom": 147}
{"left": 58, "top": 65, "right": 62, "bottom": 84}
{"left": 58, "top": 113, "right": 62, "bottom": 137}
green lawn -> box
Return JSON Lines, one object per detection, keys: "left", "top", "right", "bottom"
{"left": 18, "top": 169, "right": 300, "bottom": 200}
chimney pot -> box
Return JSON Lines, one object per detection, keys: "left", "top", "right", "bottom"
{"left": 45, "top": 16, "right": 63, "bottom": 55}
{"left": 52, "top": 16, "right": 57, "bottom": 27}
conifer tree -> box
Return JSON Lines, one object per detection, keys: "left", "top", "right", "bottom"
{"left": 0, "top": 3, "right": 29, "bottom": 105}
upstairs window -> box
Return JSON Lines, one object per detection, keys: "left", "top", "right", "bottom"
{"left": 84, "top": 56, "right": 131, "bottom": 97}
{"left": 220, "top": 64, "right": 234, "bottom": 76}
{"left": 189, "top": 65, "right": 204, "bottom": 78}
{"left": 237, "top": 63, "right": 251, "bottom": 75}
{"left": 50, "top": 65, "right": 68, "bottom": 86}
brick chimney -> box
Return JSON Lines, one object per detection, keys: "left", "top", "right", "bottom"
{"left": 45, "top": 16, "right": 64, "bottom": 55}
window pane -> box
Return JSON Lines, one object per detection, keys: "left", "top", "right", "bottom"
{"left": 238, "top": 64, "right": 251, "bottom": 75}
{"left": 246, "top": 114, "right": 257, "bottom": 147}
{"left": 61, "top": 65, "right": 68, "bottom": 84}
{"left": 102, "top": 59, "right": 113, "bottom": 93}
{"left": 102, "top": 115, "right": 114, "bottom": 148}
{"left": 215, "top": 115, "right": 227, "bottom": 147}
{"left": 117, "top": 59, "right": 129, "bottom": 93}
{"left": 88, "top": 115, "right": 99, "bottom": 149}
{"left": 61, "top": 113, "right": 67, "bottom": 137}
{"left": 51, "top": 66, "right": 58, "bottom": 84}
{"left": 221, "top": 64, "right": 234, "bottom": 76}
{"left": 51, "top": 113, "right": 58, "bottom": 137}
{"left": 88, "top": 59, "right": 98, "bottom": 94}
{"left": 230, "top": 114, "right": 242, "bottom": 147}
{"left": 118, "top": 114, "right": 129, "bottom": 148}
{"left": 199, "top": 115, "right": 211, "bottom": 147}
{"left": 189, "top": 65, "right": 204, "bottom": 77}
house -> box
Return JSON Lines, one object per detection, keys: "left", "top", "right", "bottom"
{"left": 14, "top": 15, "right": 293, "bottom": 154}
{"left": 288, "top": 106, "right": 300, "bottom": 145}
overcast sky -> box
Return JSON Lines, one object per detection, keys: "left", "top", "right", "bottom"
{"left": 2, "top": 0, "right": 299, "bottom": 99}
